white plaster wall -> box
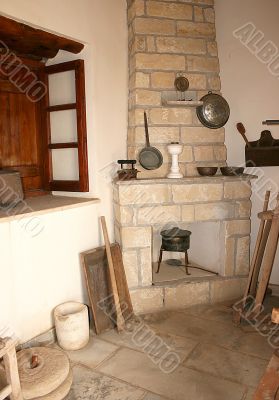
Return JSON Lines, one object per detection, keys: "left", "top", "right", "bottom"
{"left": 0, "top": 0, "right": 128, "bottom": 342}
{"left": 215, "top": 0, "right": 279, "bottom": 283}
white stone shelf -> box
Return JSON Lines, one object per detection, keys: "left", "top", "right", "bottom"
{"left": 115, "top": 173, "right": 257, "bottom": 185}
{"left": 0, "top": 195, "right": 100, "bottom": 223}
{"left": 164, "top": 100, "right": 203, "bottom": 107}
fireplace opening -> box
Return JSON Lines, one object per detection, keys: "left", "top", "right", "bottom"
{"left": 152, "top": 222, "right": 221, "bottom": 285}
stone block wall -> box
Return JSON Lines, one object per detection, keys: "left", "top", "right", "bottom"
{"left": 127, "top": 0, "right": 227, "bottom": 178}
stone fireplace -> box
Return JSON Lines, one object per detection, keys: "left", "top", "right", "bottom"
{"left": 114, "top": 0, "right": 256, "bottom": 314}
{"left": 113, "top": 176, "right": 255, "bottom": 313}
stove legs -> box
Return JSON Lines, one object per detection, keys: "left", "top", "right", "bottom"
{"left": 156, "top": 247, "right": 190, "bottom": 275}
{"left": 156, "top": 248, "right": 163, "bottom": 273}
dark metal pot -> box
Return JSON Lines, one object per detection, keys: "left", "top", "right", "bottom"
{"left": 161, "top": 227, "right": 191, "bottom": 252}
{"left": 196, "top": 91, "right": 230, "bottom": 129}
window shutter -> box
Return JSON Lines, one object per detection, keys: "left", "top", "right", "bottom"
{"left": 41, "top": 59, "right": 89, "bottom": 192}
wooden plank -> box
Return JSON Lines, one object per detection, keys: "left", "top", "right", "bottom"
{"left": 48, "top": 142, "right": 78, "bottom": 149}
{"left": 81, "top": 247, "right": 114, "bottom": 335}
{"left": 0, "top": 385, "right": 12, "bottom": 400}
{"left": 101, "top": 217, "right": 125, "bottom": 332}
{"left": 253, "top": 352, "right": 279, "bottom": 399}
{"left": 111, "top": 244, "right": 134, "bottom": 320}
{"left": 3, "top": 344, "right": 23, "bottom": 400}
{"left": 0, "top": 15, "right": 84, "bottom": 59}
{"left": 46, "top": 103, "right": 77, "bottom": 112}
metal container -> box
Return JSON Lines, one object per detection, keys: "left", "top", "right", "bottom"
{"left": 161, "top": 227, "right": 191, "bottom": 252}
{"left": 0, "top": 170, "right": 24, "bottom": 207}
{"left": 196, "top": 91, "right": 230, "bottom": 129}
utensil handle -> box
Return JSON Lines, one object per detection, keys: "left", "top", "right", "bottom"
{"left": 263, "top": 120, "right": 279, "bottom": 125}
{"left": 144, "top": 111, "right": 151, "bottom": 147}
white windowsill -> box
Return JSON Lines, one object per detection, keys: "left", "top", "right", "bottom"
{"left": 0, "top": 195, "right": 100, "bottom": 223}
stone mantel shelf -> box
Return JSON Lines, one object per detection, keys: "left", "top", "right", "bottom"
{"left": 115, "top": 174, "right": 257, "bottom": 186}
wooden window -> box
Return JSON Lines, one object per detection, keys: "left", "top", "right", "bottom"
{"left": 41, "top": 59, "right": 89, "bottom": 192}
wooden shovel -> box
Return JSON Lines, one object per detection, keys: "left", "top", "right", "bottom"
{"left": 100, "top": 216, "right": 125, "bottom": 332}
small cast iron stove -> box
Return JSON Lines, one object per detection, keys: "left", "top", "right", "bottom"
{"left": 156, "top": 226, "right": 218, "bottom": 277}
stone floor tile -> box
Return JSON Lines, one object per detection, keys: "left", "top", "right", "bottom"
{"left": 146, "top": 311, "right": 244, "bottom": 349}
{"left": 179, "top": 303, "right": 233, "bottom": 324}
{"left": 227, "top": 332, "right": 274, "bottom": 360}
{"left": 143, "top": 394, "right": 167, "bottom": 400}
{"left": 65, "top": 365, "right": 145, "bottom": 400}
{"left": 97, "top": 347, "right": 246, "bottom": 400}
{"left": 100, "top": 328, "right": 198, "bottom": 363}
{"left": 184, "top": 342, "right": 268, "bottom": 387}
{"left": 65, "top": 337, "right": 119, "bottom": 368}
{"left": 243, "top": 387, "right": 256, "bottom": 399}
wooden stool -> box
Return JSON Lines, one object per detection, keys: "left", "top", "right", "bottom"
{"left": 0, "top": 338, "right": 23, "bottom": 400}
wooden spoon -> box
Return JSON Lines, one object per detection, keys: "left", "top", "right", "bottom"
{"left": 236, "top": 123, "right": 251, "bottom": 147}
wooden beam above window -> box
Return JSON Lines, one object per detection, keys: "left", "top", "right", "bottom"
{"left": 0, "top": 15, "right": 84, "bottom": 59}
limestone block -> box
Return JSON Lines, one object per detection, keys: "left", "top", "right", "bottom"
{"left": 204, "top": 7, "right": 215, "bottom": 23}
{"left": 134, "top": 18, "right": 175, "bottom": 36}
{"left": 187, "top": 73, "right": 207, "bottom": 89}
{"left": 214, "top": 145, "right": 227, "bottom": 161}
{"left": 194, "top": 6, "right": 204, "bottom": 22}
{"left": 224, "top": 237, "right": 236, "bottom": 276}
{"left": 180, "top": 145, "right": 193, "bottom": 162}
{"left": 130, "top": 36, "right": 146, "bottom": 54}
{"left": 128, "top": 0, "right": 145, "bottom": 22}
{"left": 210, "top": 278, "right": 247, "bottom": 304}
{"left": 151, "top": 72, "right": 176, "bottom": 89}
{"left": 208, "top": 75, "right": 221, "bottom": 90}
{"left": 149, "top": 108, "right": 192, "bottom": 125}
{"left": 156, "top": 37, "right": 206, "bottom": 55}
{"left": 118, "top": 184, "right": 171, "bottom": 205}
{"left": 147, "top": 36, "right": 156, "bottom": 52}
{"left": 224, "top": 181, "right": 252, "bottom": 200}
{"left": 181, "top": 205, "right": 195, "bottom": 221}
{"left": 146, "top": 1, "right": 193, "bottom": 20}
{"left": 235, "top": 236, "right": 250, "bottom": 276}
{"left": 140, "top": 248, "right": 153, "bottom": 286}
{"left": 135, "top": 89, "right": 161, "bottom": 106}
{"left": 122, "top": 250, "right": 139, "bottom": 287}
{"left": 137, "top": 205, "right": 181, "bottom": 225}
{"left": 172, "top": 184, "right": 223, "bottom": 203}
{"left": 194, "top": 145, "right": 214, "bottom": 161}
{"left": 181, "top": 127, "right": 225, "bottom": 144}
{"left": 207, "top": 41, "right": 218, "bottom": 56}
{"left": 130, "top": 72, "right": 150, "bottom": 89}
{"left": 236, "top": 200, "right": 252, "bottom": 218}
{"left": 225, "top": 220, "right": 251, "bottom": 236}
{"left": 135, "top": 126, "right": 180, "bottom": 144}
{"left": 136, "top": 53, "right": 185, "bottom": 71}
{"left": 195, "top": 203, "right": 234, "bottom": 221}
{"left": 165, "top": 281, "right": 210, "bottom": 309}
{"left": 121, "top": 227, "right": 152, "bottom": 248}
{"left": 119, "top": 206, "right": 135, "bottom": 224}
{"left": 177, "top": 21, "right": 215, "bottom": 38}
{"left": 187, "top": 56, "right": 220, "bottom": 72}
{"left": 130, "top": 287, "right": 164, "bottom": 314}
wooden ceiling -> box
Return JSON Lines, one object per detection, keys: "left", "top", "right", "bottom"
{"left": 0, "top": 15, "right": 84, "bottom": 59}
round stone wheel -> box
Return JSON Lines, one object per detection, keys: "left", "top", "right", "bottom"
{"left": 17, "top": 347, "right": 70, "bottom": 399}
{"left": 33, "top": 369, "right": 73, "bottom": 400}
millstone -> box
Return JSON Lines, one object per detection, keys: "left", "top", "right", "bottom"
{"left": 17, "top": 347, "right": 70, "bottom": 399}
{"left": 33, "top": 369, "right": 73, "bottom": 400}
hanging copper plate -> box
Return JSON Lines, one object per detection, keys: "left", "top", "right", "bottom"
{"left": 174, "top": 76, "right": 189, "bottom": 92}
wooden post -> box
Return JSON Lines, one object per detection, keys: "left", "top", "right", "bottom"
{"left": 100, "top": 216, "right": 125, "bottom": 332}
{"left": 0, "top": 338, "right": 23, "bottom": 400}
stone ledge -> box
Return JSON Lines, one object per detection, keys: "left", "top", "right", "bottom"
{"left": 130, "top": 276, "right": 248, "bottom": 314}
{"left": 115, "top": 174, "right": 257, "bottom": 186}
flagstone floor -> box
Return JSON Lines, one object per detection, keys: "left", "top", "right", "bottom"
{"left": 63, "top": 299, "right": 279, "bottom": 400}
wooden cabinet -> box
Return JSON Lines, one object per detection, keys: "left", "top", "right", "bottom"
{"left": 0, "top": 58, "right": 89, "bottom": 197}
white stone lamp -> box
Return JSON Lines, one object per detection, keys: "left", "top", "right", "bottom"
{"left": 167, "top": 142, "right": 183, "bottom": 179}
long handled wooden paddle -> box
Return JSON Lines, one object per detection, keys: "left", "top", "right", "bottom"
{"left": 100, "top": 216, "right": 125, "bottom": 332}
